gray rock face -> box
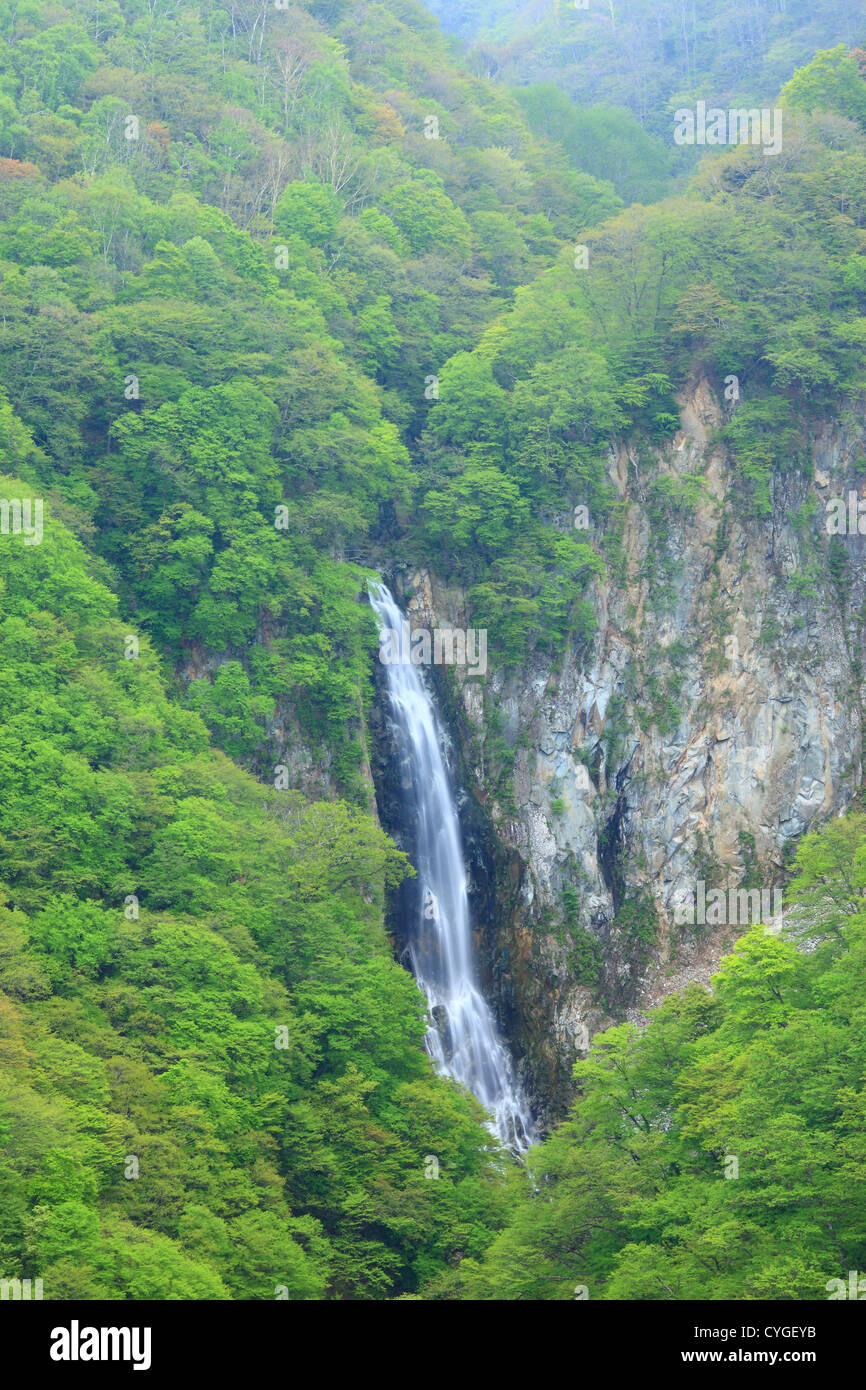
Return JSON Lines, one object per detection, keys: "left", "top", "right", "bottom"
{"left": 397, "top": 379, "right": 865, "bottom": 1126}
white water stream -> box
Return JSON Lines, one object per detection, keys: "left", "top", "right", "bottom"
{"left": 370, "top": 582, "right": 535, "bottom": 1151}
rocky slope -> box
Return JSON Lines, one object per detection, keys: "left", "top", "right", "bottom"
{"left": 390, "top": 377, "right": 866, "bottom": 1128}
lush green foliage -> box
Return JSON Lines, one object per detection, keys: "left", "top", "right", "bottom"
{"left": 515, "top": 85, "right": 672, "bottom": 206}
{"left": 0, "top": 475, "right": 512, "bottom": 1299}
{"left": 429, "top": 0, "right": 866, "bottom": 146}
{"left": 2, "top": 0, "right": 866, "bottom": 1306}
{"left": 0, "top": 0, "right": 613, "bottom": 791}
{"left": 448, "top": 813, "right": 866, "bottom": 1300}
{"left": 414, "top": 58, "right": 866, "bottom": 655}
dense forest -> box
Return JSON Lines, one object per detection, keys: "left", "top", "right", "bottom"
{"left": 1, "top": 0, "right": 865, "bottom": 1303}
{"left": 429, "top": 0, "right": 864, "bottom": 133}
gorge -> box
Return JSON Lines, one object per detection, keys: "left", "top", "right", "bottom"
{"left": 1, "top": 0, "right": 866, "bottom": 1307}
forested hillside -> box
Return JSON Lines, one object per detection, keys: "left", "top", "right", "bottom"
{"left": 0, "top": 0, "right": 623, "bottom": 802}
{"left": 0, "top": 0, "right": 563, "bottom": 1299}
{"left": 1, "top": 0, "right": 866, "bottom": 1305}
{"left": 0, "top": 460, "right": 519, "bottom": 1299}
{"left": 448, "top": 814, "right": 866, "bottom": 1301}
{"left": 427, "top": 0, "right": 866, "bottom": 198}
{"left": 413, "top": 50, "right": 866, "bottom": 662}
{"left": 429, "top": 0, "right": 864, "bottom": 133}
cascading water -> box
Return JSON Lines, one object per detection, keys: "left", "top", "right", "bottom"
{"left": 370, "top": 581, "right": 535, "bottom": 1152}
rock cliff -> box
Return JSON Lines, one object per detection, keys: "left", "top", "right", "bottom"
{"left": 392, "top": 377, "right": 866, "bottom": 1128}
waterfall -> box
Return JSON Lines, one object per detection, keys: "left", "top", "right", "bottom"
{"left": 370, "top": 582, "right": 535, "bottom": 1152}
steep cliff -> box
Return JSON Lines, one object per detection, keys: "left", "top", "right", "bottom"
{"left": 394, "top": 376, "right": 866, "bottom": 1127}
